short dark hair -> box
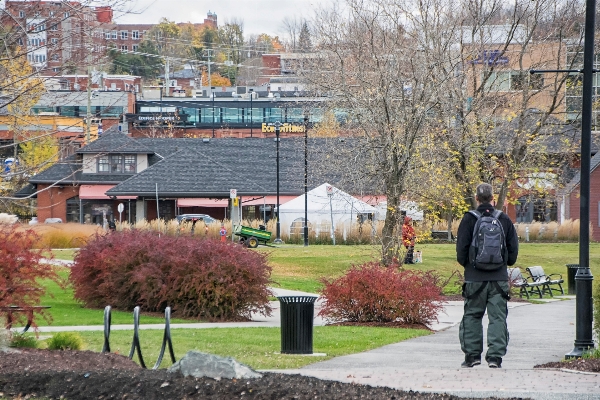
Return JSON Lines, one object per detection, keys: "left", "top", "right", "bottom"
{"left": 476, "top": 183, "right": 494, "bottom": 203}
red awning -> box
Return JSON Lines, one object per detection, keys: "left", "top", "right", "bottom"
{"left": 241, "top": 195, "right": 297, "bottom": 206}
{"left": 177, "top": 198, "right": 229, "bottom": 207}
{"left": 79, "top": 185, "right": 136, "bottom": 200}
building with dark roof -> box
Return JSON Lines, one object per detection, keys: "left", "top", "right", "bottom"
{"left": 23, "top": 127, "right": 347, "bottom": 225}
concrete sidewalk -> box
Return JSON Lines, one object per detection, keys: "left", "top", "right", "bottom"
{"left": 282, "top": 297, "right": 600, "bottom": 400}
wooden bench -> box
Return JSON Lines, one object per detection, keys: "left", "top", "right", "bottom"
{"left": 508, "top": 268, "right": 546, "bottom": 299}
{"left": 526, "top": 266, "right": 564, "bottom": 297}
{"left": 1, "top": 306, "right": 51, "bottom": 333}
{"left": 431, "top": 230, "right": 455, "bottom": 241}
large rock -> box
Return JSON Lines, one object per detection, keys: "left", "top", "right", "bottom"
{"left": 167, "top": 350, "right": 262, "bottom": 379}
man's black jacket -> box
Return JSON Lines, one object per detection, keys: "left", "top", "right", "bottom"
{"left": 456, "top": 203, "right": 519, "bottom": 282}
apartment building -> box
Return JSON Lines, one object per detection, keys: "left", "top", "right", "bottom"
{"left": 3, "top": 2, "right": 217, "bottom": 72}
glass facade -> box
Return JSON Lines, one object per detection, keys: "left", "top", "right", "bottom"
{"left": 136, "top": 101, "right": 324, "bottom": 128}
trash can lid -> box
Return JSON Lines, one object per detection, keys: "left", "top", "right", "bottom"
{"left": 277, "top": 296, "right": 318, "bottom": 303}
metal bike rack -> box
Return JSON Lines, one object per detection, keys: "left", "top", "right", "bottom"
{"left": 102, "top": 305, "right": 176, "bottom": 369}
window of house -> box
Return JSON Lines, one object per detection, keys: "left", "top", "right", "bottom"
{"left": 52, "top": 54, "right": 59, "bottom": 61}
{"left": 49, "top": 11, "right": 54, "bottom": 17}
{"left": 120, "top": 31, "right": 128, "bottom": 40}
{"left": 51, "top": 24, "right": 58, "bottom": 31}
{"left": 124, "top": 155, "right": 136, "bottom": 172}
{"left": 132, "top": 30, "right": 139, "bottom": 39}
{"left": 19, "top": 11, "right": 25, "bottom": 18}
{"left": 53, "top": 67, "right": 60, "bottom": 72}
{"left": 98, "top": 156, "right": 110, "bottom": 172}
{"left": 17, "top": 38, "right": 23, "bottom": 46}
{"left": 132, "top": 44, "right": 138, "bottom": 52}
{"left": 64, "top": 12, "right": 70, "bottom": 18}
{"left": 111, "top": 31, "right": 117, "bottom": 39}
{"left": 120, "top": 45, "right": 128, "bottom": 51}
{"left": 97, "top": 154, "right": 136, "bottom": 174}
{"left": 105, "top": 31, "right": 111, "bottom": 39}
{"left": 51, "top": 38, "right": 58, "bottom": 45}
{"left": 110, "top": 155, "right": 123, "bottom": 173}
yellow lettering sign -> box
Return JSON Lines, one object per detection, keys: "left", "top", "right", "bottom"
{"left": 261, "top": 123, "right": 306, "bottom": 133}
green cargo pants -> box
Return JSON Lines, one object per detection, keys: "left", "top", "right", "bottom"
{"left": 459, "top": 281, "right": 509, "bottom": 361}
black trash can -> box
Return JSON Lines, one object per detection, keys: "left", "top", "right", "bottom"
{"left": 566, "top": 264, "right": 579, "bottom": 295}
{"left": 278, "top": 296, "right": 317, "bottom": 354}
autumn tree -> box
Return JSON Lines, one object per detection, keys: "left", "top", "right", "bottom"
{"left": 417, "top": 0, "right": 585, "bottom": 221}
{"left": 306, "top": 0, "right": 450, "bottom": 263}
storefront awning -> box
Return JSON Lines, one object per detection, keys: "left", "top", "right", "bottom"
{"left": 79, "top": 185, "right": 137, "bottom": 200}
{"left": 241, "top": 195, "right": 297, "bottom": 206}
{"left": 177, "top": 198, "right": 229, "bottom": 207}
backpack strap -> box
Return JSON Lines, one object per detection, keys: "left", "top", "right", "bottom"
{"left": 464, "top": 281, "right": 488, "bottom": 299}
{"left": 492, "top": 210, "right": 502, "bottom": 218}
{"left": 468, "top": 210, "right": 481, "bottom": 219}
{"left": 492, "top": 281, "right": 511, "bottom": 300}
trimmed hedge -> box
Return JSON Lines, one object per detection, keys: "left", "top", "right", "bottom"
{"left": 70, "top": 231, "right": 273, "bottom": 321}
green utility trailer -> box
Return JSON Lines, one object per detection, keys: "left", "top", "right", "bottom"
{"left": 233, "top": 225, "right": 272, "bottom": 248}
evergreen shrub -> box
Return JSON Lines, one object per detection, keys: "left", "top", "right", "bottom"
{"left": 70, "top": 231, "right": 273, "bottom": 321}
{"left": 47, "top": 332, "right": 83, "bottom": 350}
{"left": 318, "top": 262, "right": 444, "bottom": 325}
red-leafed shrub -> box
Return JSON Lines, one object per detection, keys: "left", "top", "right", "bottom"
{"left": 0, "top": 226, "right": 62, "bottom": 328}
{"left": 70, "top": 230, "right": 273, "bottom": 321}
{"left": 318, "top": 262, "right": 444, "bottom": 325}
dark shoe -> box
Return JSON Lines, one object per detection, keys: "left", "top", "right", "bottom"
{"left": 487, "top": 357, "right": 502, "bottom": 368}
{"left": 461, "top": 355, "right": 481, "bottom": 368}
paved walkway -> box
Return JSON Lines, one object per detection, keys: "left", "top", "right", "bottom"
{"left": 28, "top": 261, "right": 600, "bottom": 399}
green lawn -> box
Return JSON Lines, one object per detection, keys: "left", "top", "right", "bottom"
{"left": 36, "top": 269, "right": 193, "bottom": 326}
{"left": 35, "top": 326, "right": 430, "bottom": 370}
{"left": 32, "top": 242, "right": 599, "bottom": 327}
{"left": 263, "top": 242, "right": 600, "bottom": 293}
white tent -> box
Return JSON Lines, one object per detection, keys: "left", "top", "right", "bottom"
{"left": 374, "top": 200, "right": 424, "bottom": 221}
{"left": 278, "top": 183, "right": 376, "bottom": 236}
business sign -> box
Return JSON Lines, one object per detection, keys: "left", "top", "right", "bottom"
{"left": 261, "top": 123, "right": 306, "bottom": 133}
{"left": 470, "top": 50, "right": 509, "bottom": 66}
{"left": 125, "top": 113, "right": 187, "bottom": 123}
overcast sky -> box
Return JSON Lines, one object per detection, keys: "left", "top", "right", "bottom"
{"left": 114, "top": 0, "right": 326, "bottom": 37}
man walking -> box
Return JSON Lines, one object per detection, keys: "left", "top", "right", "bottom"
{"left": 456, "top": 183, "right": 518, "bottom": 369}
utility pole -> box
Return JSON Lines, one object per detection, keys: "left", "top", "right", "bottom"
{"left": 86, "top": 66, "right": 91, "bottom": 143}
{"left": 206, "top": 49, "right": 213, "bottom": 90}
{"left": 164, "top": 57, "right": 170, "bottom": 98}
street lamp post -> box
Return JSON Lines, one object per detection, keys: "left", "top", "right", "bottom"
{"left": 303, "top": 112, "right": 309, "bottom": 247}
{"left": 274, "top": 121, "right": 283, "bottom": 244}
{"left": 249, "top": 88, "right": 253, "bottom": 137}
{"left": 566, "top": 0, "right": 596, "bottom": 359}
{"left": 211, "top": 86, "right": 215, "bottom": 138}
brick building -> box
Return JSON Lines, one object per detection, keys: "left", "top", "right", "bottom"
{"left": 3, "top": 0, "right": 105, "bottom": 73}
{"left": 3, "top": 1, "right": 217, "bottom": 72}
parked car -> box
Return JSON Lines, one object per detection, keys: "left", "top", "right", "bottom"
{"left": 44, "top": 218, "right": 63, "bottom": 223}
{"left": 176, "top": 214, "right": 217, "bottom": 225}
{"left": 28, "top": 217, "right": 38, "bottom": 225}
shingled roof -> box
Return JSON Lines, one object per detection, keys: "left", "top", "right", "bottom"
{"left": 77, "top": 129, "right": 155, "bottom": 154}
{"left": 106, "top": 139, "right": 310, "bottom": 197}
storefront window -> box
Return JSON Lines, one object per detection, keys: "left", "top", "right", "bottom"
{"left": 223, "top": 107, "right": 242, "bottom": 123}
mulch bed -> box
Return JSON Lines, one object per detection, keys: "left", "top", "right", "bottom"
{"left": 0, "top": 349, "right": 533, "bottom": 399}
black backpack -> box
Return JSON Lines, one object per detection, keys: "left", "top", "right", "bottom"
{"left": 468, "top": 210, "right": 507, "bottom": 271}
